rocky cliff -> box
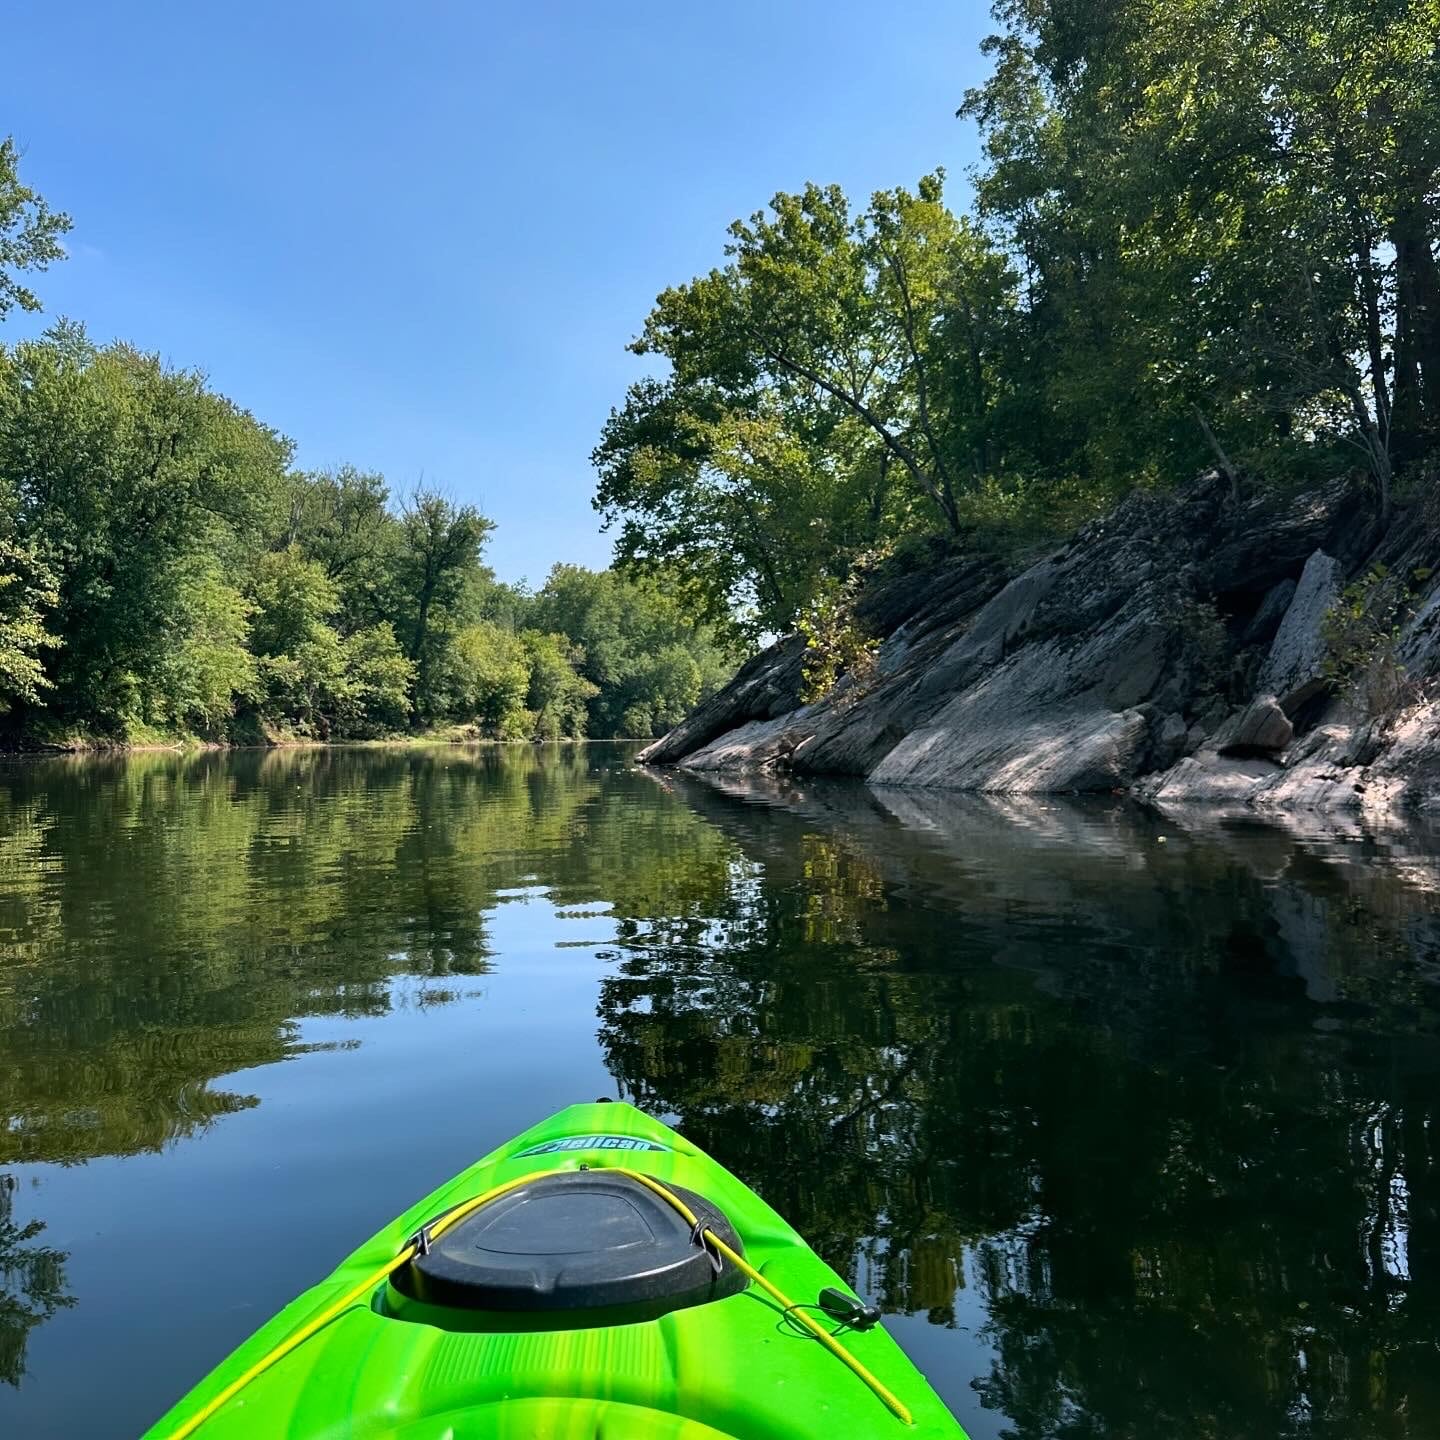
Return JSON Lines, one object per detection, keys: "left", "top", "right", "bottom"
{"left": 639, "top": 473, "right": 1440, "bottom": 817}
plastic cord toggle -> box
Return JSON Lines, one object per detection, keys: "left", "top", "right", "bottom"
{"left": 690, "top": 1218, "right": 723, "bottom": 1276}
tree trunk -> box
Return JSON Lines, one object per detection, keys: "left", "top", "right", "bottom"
{"left": 1352, "top": 224, "right": 1391, "bottom": 443}
{"left": 1341, "top": 373, "right": 1392, "bottom": 523}
{"left": 1193, "top": 405, "right": 1241, "bottom": 507}
{"left": 1389, "top": 196, "right": 1439, "bottom": 460}
{"left": 1405, "top": 214, "right": 1440, "bottom": 416}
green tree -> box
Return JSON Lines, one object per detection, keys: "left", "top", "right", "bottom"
{"left": 248, "top": 546, "right": 348, "bottom": 734}
{"left": 959, "top": 0, "right": 1440, "bottom": 507}
{"left": 0, "top": 324, "right": 291, "bottom": 735}
{"left": 277, "top": 466, "right": 394, "bottom": 631}
{"left": 247, "top": 547, "right": 412, "bottom": 738}
{"left": 521, "top": 630, "right": 597, "bottom": 740}
{"left": 0, "top": 539, "right": 58, "bottom": 714}
{"left": 388, "top": 488, "right": 493, "bottom": 721}
{"left": 335, "top": 623, "right": 414, "bottom": 736}
{"left": 151, "top": 557, "right": 256, "bottom": 732}
{"left": 443, "top": 620, "right": 533, "bottom": 737}
{"left": 594, "top": 175, "right": 1020, "bottom": 636}
{"left": 528, "top": 564, "right": 736, "bottom": 736}
{"left": 0, "top": 138, "right": 70, "bottom": 321}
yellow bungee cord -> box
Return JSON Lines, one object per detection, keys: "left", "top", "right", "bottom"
{"left": 158, "top": 1165, "right": 913, "bottom": 1438}
{"left": 159, "top": 1169, "right": 547, "bottom": 1440}
{"left": 625, "top": 1170, "right": 913, "bottom": 1425}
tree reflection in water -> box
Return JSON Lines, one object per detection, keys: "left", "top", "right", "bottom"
{"left": 601, "top": 774, "right": 1440, "bottom": 1438}
{"left": 0, "top": 1175, "right": 73, "bottom": 1387}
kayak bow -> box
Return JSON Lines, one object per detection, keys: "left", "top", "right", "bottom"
{"left": 142, "top": 1101, "right": 966, "bottom": 1438}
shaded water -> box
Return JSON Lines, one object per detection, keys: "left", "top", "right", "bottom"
{"left": 2, "top": 745, "right": 1440, "bottom": 1438}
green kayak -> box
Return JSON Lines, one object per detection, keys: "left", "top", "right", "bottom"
{"left": 142, "top": 1101, "right": 965, "bottom": 1438}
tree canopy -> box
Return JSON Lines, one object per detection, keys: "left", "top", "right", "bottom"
{"left": 0, "top": 139, "right": 69, "bottom": 322}
{"left": 0, "top": 143, "right": 735, "bottom": 746}
{"left": 0, "top": 323, "right": 732, "bottom": 743}
{"left": 594, "top": 174, "right": 1025, "bottom": 638}
{"left": 596, "top": 0, "right": 1440, "bottom": 638}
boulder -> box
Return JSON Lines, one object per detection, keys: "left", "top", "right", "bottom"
{"left": 679, "top": 715, "right": 808, "bottom": 773}
{"left": 1156, "top": 711, "right": 1189, "bottom": 764}
{"left": 637, "top": 635, "right": 808, "bottom": 766}
{"left": 1256, "top": 550, "right": 1341, "bottom": 714}
{"left": 871, "top": 701, "right": 1149, "bottom": 793}
{"left": 1221, "top": 695, "right": 1295, "bottom": 754}
{"left": 867, "top": 632, "right": 1155, "bottom": 792}
{"left": 1134, "top": 753, "right": 1284, "bottom": 806}
{"left": 907, "top": 560, "right": 1062, "bottom": 705}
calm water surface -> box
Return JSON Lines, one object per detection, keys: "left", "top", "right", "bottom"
{"left": 2, "top": 745, "right": 1440, "bottom": 1438}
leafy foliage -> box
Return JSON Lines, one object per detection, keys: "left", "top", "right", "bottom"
{"left": 0, "top": 139, "right": 70, "bottom": 321}
{"left": 521, "top": 630, "right": 599, "bottom": 740}
{"left": 1321, "top": 565, "right": 1419, "bottom": 715}
{"left": 594, "top": 173, "right": 1023, "bottom": 639}
{"left": 0, "top": 1173, "right": 74, "bottom": 1387}
{"left": 0, "top": 325, "right": 732, "bottom": 745}
{"left": 0, "top": 154, "right": 735, "bottom": 747}
{"left": 528, "top": 565, "right": 737, "bottom": 735}
{"left": 797, "top": 572, "right": 880, "bottom": 704}
{"left": 0, "top": 540, "right": 58, "bottom": 713}
{"left": 960, "top": 0, "right": 1440, "bottom": 504}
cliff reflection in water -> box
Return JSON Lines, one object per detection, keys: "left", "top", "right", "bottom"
{"left": 603, "top": 773, "right": 1440, "bottom": 1439}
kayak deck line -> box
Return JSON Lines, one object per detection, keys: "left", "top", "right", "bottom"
{"left": 155, "top": 1169, "right": 554, "bottom": 1440}
{"left": 142, "top": 1102, "right": 966, "bottom": 1439}
{"left": 623, "top": 1171, "right": 911, "bottom": 1425}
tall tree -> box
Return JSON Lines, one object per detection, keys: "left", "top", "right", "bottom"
{"left": 388, "top": 488, "right": 493, "bottom": 721}
{"left": 277, "top": 466, "right": 393, "bottom": 630}
{"left": 521, "top": 630, "right": 598, "bottom": 740}
{"left": 595, "top": 175, "right": 1020, "bottom": 636}
{"left": 0, "top": 324, "right": 291, "bottom": 734}
{"left": 0, "top": 539, "right": 57, "bottom": 713}
{"left": 960, "top": 0, "right": 1440, "bottom": 507}
{"left": 529, "top": 564, "right": 736, "bottom": 736}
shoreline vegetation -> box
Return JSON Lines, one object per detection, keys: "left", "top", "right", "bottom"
{"left": 0, "top": 729, "right": 646, "bottom": 758}
{"left": 3, "top": 5, "right": 1438, "bottom": 769}
{"left": 0, "top": 142, "right": 736, "bottom": 753}
{"left": 600, "top": 1, "right": 1440, "bottom": 812}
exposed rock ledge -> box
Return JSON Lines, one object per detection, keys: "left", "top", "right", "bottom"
{"left": 640, "top": 472, "right": 1440, "bottom": 817}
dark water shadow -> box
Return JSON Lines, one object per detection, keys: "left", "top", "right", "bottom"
{"left": 610, "top": 767, "right": 1440, "bottom": 1439}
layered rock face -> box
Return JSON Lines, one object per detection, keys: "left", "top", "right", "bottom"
{"left": 638, "top": 473, "right": 1440, "bottom": 816}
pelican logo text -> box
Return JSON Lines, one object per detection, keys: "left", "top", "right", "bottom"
{"left": 516, "top": 1134, "right": 671, "bottom": 1156}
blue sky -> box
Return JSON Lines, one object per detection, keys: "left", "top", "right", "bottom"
{"left": 6, "top": 2, "right": 993, "bottom": 585}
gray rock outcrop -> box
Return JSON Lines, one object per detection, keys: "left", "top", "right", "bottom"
{"left": 639, "top": 469, "right": 1440, "bottom": 816}
{"left": 1256, "top": 550, "right": 1342, "bottom": 713}
{"left": 639, "top": 634, "right": 809, "bottom": 766}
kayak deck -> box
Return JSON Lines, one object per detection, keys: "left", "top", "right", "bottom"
{"left": 142, "top": 1102, "right": 965, "bottom": 1438}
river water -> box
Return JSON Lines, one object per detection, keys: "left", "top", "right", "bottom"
{"left": 1, "top": 744, "right": 1438, "bottom": 1438}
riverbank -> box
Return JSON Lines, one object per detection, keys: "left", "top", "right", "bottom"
{"left": 639, "top": 471, "right": 1440, "bottom": 819}
{"left": 0, "top": 724, "right": 616, "bottom": 757}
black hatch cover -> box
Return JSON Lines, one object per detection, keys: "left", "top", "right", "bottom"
{"left": 392, "top": 1170, "right": 748, "bottom": 1319}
